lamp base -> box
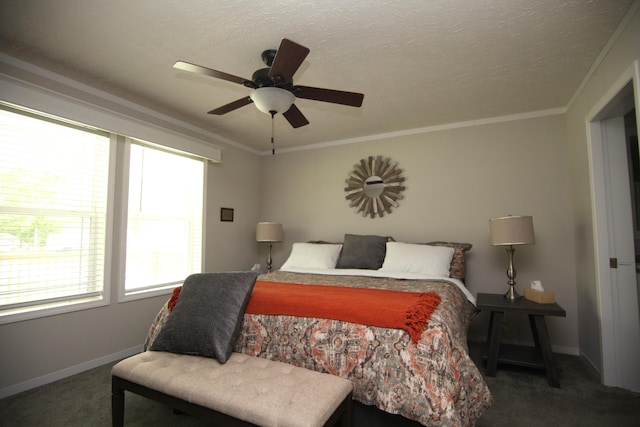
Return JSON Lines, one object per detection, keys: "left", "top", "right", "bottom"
{"left": 265, "top": 243, "right": 273, "bottom": 273}
{"left": 504, "top": 285, "right": 521, "bottom": 301}
{"left": 503, "top": 246, "right": 521, "bottom": 301}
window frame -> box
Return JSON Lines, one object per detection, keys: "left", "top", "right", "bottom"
{"left": 0, "top": 107, "right": 118, "bottom": 324}
{"left": 0, "top": 101, "right": 208, "bottom": 323}
{"left": 115, "top": 137, "right": 206, "bottom": 303}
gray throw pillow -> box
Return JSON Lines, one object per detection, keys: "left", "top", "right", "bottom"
{"left": 150, "top": 272, "right": 258, "bottom": 363}
{"left": 335, "top": 233, "right": 390, "bottom": 269}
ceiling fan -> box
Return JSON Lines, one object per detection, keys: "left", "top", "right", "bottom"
{"left": 173, "top": 38, "right": 364, "bottom": 129}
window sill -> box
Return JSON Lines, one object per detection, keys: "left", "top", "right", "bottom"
{"left": 119, "top": 285, "right": 177, "bottom": 304}
{"left": 0, "top": 296, "right": 108, "bottom": 325}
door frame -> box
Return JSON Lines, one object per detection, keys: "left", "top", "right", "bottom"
{"left": 586, "top": 60, "right": 640, "bottom": 390}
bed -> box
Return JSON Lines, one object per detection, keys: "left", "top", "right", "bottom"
{"left": 143, "top": 235, "right": 493, "bottom": 426}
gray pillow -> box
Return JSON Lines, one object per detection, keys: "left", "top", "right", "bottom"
{"left": 335, "top": 233, "right": 390, "bottom": 269}
{"left": 150, "top": 272, "right": 258, "bottom": 363}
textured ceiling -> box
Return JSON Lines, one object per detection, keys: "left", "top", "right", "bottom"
{"left": 0, "top": 0, "right": 635, "bottom": 152}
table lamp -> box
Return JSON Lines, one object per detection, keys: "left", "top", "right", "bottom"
{"left": 256, "top": 222, "right": 283, "bottom": 273}
{"left": 489, "top": 215, "right": 535, "bottom": 300}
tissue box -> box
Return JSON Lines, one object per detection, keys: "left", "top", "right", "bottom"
{"left": 524, "top": 288, "right": 555, "bottom": 304}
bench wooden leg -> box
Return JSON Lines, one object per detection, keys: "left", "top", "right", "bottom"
{"left": 339, "top": 396, "right": 352, "bottom": 427}
{"left": 111, "top": 377, "right": 125, "bottom": 427}
{"left": 324, "top": 392, "right": 352, "bottom": 427}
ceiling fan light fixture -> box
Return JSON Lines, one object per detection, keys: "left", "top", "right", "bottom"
{"left": 250, "top": 87, "right": 295, "bottom": 115}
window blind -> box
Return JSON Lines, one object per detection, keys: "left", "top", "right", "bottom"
{"left": 0, "top": 107, "right": 110, "bottom": 314}
{"left": 124, "top": 141, "right": 203, "bottom": 294}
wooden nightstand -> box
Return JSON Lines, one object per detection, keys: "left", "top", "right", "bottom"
{"left": 476, "top": 292, "right": 566, "bottom": 387}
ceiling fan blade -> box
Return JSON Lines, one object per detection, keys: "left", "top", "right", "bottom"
{"left": 282, "top": 104, "right": 310, "bottom": 128}
{"left": 207, "top": 97, "right": 253, "bottom": 115}
{"left": 174, "top": 61, "right": 253, "bottom": 87}
{"left": 294, "top": 85, "right": 364, "bottom": 107}
{"left": 268, "top": 39, "right": 310, "bottom": 84}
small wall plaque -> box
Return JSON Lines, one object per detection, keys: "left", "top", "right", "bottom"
{"left": 220, "top": 207, "right": 234, "bottom": 222}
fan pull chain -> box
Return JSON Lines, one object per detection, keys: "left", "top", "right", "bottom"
{"left": 270, "top": 110, "right": 276, "bottom": 155}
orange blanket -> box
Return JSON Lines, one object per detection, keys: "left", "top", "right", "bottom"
{"left": 245, "top": 280, "right": 441, "bottom": 343}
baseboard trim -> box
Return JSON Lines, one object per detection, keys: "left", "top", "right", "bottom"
{"left": 579, "top": 350, "right": 602, "bottom": 379}
{"left": 0, "top": 345, "right": 142, "bottom": 399}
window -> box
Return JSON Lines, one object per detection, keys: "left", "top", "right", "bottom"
{"left": 0, "top": 107, "right": 110, "bottom": 318}
{"left": 123, "top": 142, "right": 203, "bottom": 295}
{"left": 0, "top": 104, "right": 206, "bottom": 321}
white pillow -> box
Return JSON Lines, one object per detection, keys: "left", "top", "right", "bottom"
{"left": 379, "top": 242, "right": 455, "bottom": 277}
{"left": 280, "top": 243, "right": 343, "bottom": 271}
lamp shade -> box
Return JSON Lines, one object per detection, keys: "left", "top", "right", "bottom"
{"left": 250, "top": 87, "right": 295, "bottom": 115}
{"left": 489, "top": 215, "right": 535, "bottom": 246}
{"left": 256, "top": 222, "right": 283, "bottom": 242}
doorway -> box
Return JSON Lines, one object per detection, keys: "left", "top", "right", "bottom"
{"left": 587, "top": 62, "right": 640, "bottom": 392}
{"left": 626, "top": 112, "right": 640, "bottom": 314}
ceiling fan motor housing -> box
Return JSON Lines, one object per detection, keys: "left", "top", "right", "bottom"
{"left": 261, "top": 49, "right": 277, "bottom": 66}
{"left": 252, "top": 68, "right": 289, "bottom": 88}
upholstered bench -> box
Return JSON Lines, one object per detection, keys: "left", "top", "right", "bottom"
{"left": 111, "top": 351, "right": 353, "bottom": 427}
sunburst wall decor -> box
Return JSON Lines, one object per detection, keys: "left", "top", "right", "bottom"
{"left": 344, "top": 156, "right": 405, "bottom": 218}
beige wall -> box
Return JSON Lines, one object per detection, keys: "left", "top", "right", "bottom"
{"left": 260, "top": 114, "right": 578, "bottom": 352}
{"left": 0, "top": 293, "right": 169, "bottom": 392}
{"left": 565, "top": 5, "right": 640, "bottom": 372}
{"left": 206, "top": 146, "right": 262, "bottom": 271}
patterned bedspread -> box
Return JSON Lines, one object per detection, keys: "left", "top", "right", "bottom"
{"left": 144, "top": 271, "right": 492, "bottom": 426}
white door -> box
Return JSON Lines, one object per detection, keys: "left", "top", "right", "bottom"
{"left": 600, "top": 115, "right": 640, "bottom": 391}
{"left": 589, "top": 61, "right": 640, "bottom": 391}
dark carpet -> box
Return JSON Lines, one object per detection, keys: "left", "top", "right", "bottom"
{"left": 1, "top": 344, "right": 639, "bottom": 426}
